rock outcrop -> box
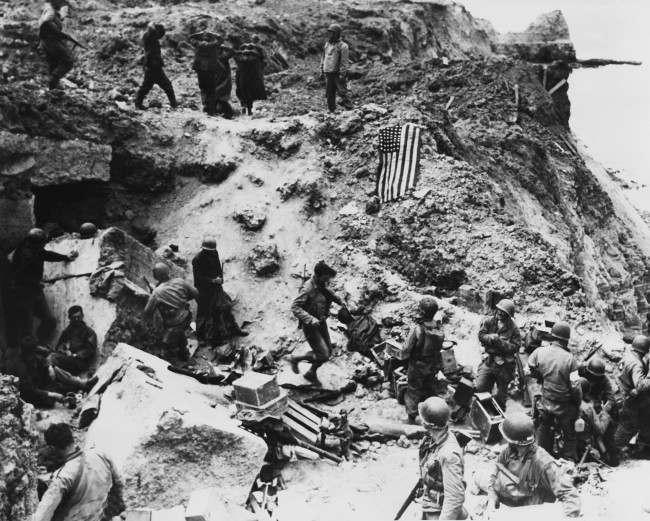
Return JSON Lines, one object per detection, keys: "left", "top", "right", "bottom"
{"left": 84, "top": 344, "right": 266, "bottom": 509}
{"left": 0, "top": 376, "right": 37, "bottom": 521}
{"left": 496, "top": 10, "right": 577, "bottom": 62}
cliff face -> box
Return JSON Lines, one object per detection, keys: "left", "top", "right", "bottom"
{"left": 0, "top": 0, "right": 645, "bottom": 342}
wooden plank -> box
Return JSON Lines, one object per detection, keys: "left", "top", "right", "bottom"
{"left": 282, "top": 416, "right": 319, "bottom": 443}
{"left": 288, "top": 401, "right": 321, "bottom": 425}
{"left": 547, "top": 78, "right": 567, "bottom": 95}
{"left": 445, "top": 95, "right": 455, "bottom": 110}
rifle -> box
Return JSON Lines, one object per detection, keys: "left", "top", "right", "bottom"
{"left": 495, "top": 462, "right": 519, "bottom": 485}
{"left": 394, "top": 478, "right": 422, "bottom": 520}
{"left": 513, "top": 352, "right": 530, "bottom": 406}
{"left": 64, "top": 32, "right": 87, "bottom": 50}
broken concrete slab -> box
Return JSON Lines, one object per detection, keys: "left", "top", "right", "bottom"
{"left": 233, "top": 208, "right": 267, "bottom": 231}
{"left": 247, "top": 243, "right": 281, "bottom": 277}
{"left": 0, "top": 130, "right": 111, "bottom": 186}
{"left": 84, "top": 344, "right": 266, "bottom": 510}
{"left": 43, "top": 227, "right": 184, "bottom": 359}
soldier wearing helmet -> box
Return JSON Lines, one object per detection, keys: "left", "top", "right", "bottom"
{"left": 478, "top": 412, "right": 581, "bottom": 517}
{"left": 527, "top": 321, "right": 580, "bottom": 460}
{"left": 417, "top": 397, "right": 467, "bottom": 519}
{"left": 320, "top": 23, "right": 350, "bottom": 112}
{"left": 577, "top": 355, "right": 618, "bottom": 464}
{"left": 191, "top": 237, "right": 247, "bottom": 347}
{"left": 6, "top": 228, "right": 78, "bottom": 345}
{"left": 475, "top": 298, "right": 522, "bottom": 410}
{"left": 143, "top": 262, "right": 198, "bottom": 361}
{"left": 400, "top": 297, "right": 445, "bottom": 423}
{"left": 613, "top": 335, "right": 650, "bottom": 455}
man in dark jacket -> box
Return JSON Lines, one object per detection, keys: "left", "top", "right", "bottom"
{"left": 235, "top": 37, "right": 267, "bottom": 115}
{"left": 190, "top": 31, "right": 221, "bottom": 116}
{"left": 290, "top": 261, "right": 345, "bottom": 384}
{"left": 320, "top": 24, "right": 350, "bottom": 112}
{"left": 475, "top": 298, "right": 521, "bottom": 410}
{"left": 39, "top": 0, "right": 83, "bottom": 90}
{"left": 52, "top": 305, "right": 97, "bottom": 375}
{"left": 135, "top": 23, "right": 177, "bottom": 110}
{"left": 6, "top": 228, "right": 77, "bottom": 346}
{"left": 191, "top": 237, "right": 247, "bottom": 346}
{"left": 401, "top": 296, "right": 444, "bottom": 424}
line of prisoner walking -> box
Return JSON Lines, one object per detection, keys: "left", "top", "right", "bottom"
{"left": 39, "top": 0, "right": 351, "bottom": 115}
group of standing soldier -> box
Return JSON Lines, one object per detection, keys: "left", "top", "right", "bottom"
{"left": 37, "top": 1, "right": 352, "bottom": 115}
{"left": 391, "top": 291, "right": 650, "bottom": 518}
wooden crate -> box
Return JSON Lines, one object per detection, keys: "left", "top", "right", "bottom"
{"left": 233, "top": 371, "right": 281, "bottom": 407}
{"left": 470, "top": 392, "right": 505, "bottom": 444}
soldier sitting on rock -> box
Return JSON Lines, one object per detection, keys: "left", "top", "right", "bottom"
{"left": 401, "top": 296, "right": 445, "bottom": 424}
{"left": 6, "top": 336, "right": 96, "bottom": 408}
{"left": 50, "top": 305, "right": 97, "bottom": 375}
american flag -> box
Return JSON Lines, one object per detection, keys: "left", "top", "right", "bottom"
{"left": 376, "top": 123, "right": 422, "bottom": 203}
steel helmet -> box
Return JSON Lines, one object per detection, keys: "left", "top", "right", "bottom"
{"left": 201, "top": 237, "right": 217, "bottom": 251}
{"left": 79, "top": 222, "right": 97, "bottom": 238}
{"left": 327, "top": 23, "right": 342, "bottom": 35}
{"left": 632, "top": 335, "right": 650, "bottom": 355}
{"left": 152, "top": 262, "right": 170, "bottom": 282}
{"left": 419, "top": 296, "right": 439, "bottom": 317}
{"left": 586, "top": 357, "right": 606, "bottom": 377}
{"left": 27, "top": 227, "right": 47, "bottom": 244}
{"left": 495, "top": 299, "right": 515, "bottom": 319}
{"left": 551, "top": 321, "right": 571, "bottom": 343}
{"left": 499, "top": 412, "right": 535, "bottom": 446}
{"left": 418, "top": 397, "right": 450, "bottom": 428}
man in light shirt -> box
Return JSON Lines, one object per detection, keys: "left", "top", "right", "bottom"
{"left": 320, "top": 24, "right": 350, "bottom": 113}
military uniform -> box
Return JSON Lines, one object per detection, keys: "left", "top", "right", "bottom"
{"left": 528, "top": 342, "right": 580, "bottom": 460}
{"left": 291, "top": 278, "right": 342, "bottom": 368}
{"left": 135, "top": 25, "right": 177, "bottom": 108}
{"left": 53, "top": 321, "right": 97, "bottom": 375}
{"left": 418, "top": 431, "right": 467, "bottom": 520}
{"left": 7, "top": 239, "right": 70, "bottom": 345}
{"left": 402, "top": 320, "right": 444, "bottom": 420}
{"left": 614, "top": 349, "right": 650, "bottom": 449}
{"left": 39, "top": 4, "right": 74, "bottom": 89}
{"left": 487, "top": 444, "right": 581, "bottom": 517}
{"left": 144, "top": 278, "right": 198, "bottom": 361}
{"left": 475, "top": 315, "right": 521, "bottom": 409}
{"left": 577, "top": 365, "right": 618, "bottom": 463}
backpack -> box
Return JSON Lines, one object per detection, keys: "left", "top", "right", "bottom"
{"left": 347, "top": 315, "right": 381, "bottom": 357}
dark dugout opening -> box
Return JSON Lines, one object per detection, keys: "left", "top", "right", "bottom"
{"left": 32, "top": 181, "right": 108, "bottom": 236}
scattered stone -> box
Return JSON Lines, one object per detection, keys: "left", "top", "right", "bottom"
{"left": 339, "top": 202, "right": 359, "bottom": 217}
{"left": 248, "top": 243, "right": 281, "bottom": 276}
{"left": 233, "top": 208, "right": 267, "bottom": 231}
{"left": 457, "top": 284, "right": 483, "bottom": 312}
{"left": 246, "top": 174, "right": 265, "bottom": 186}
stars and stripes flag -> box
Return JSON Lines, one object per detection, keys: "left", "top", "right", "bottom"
{"left": 375, "top": 123, "right": 422, "bottom": 203}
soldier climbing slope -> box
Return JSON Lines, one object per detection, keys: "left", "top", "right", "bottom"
{"left": 135, "top": 23, "right": 177, "bottom": 110}
{"left": 39, "top": 0, "right": 85, "bottom": 90}
{"left": 142, "top": 263, "right": 197, "bottom": 362}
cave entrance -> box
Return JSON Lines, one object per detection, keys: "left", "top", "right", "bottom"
{"left": 33, "top": 181, "right": 109, "bottom": 235}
